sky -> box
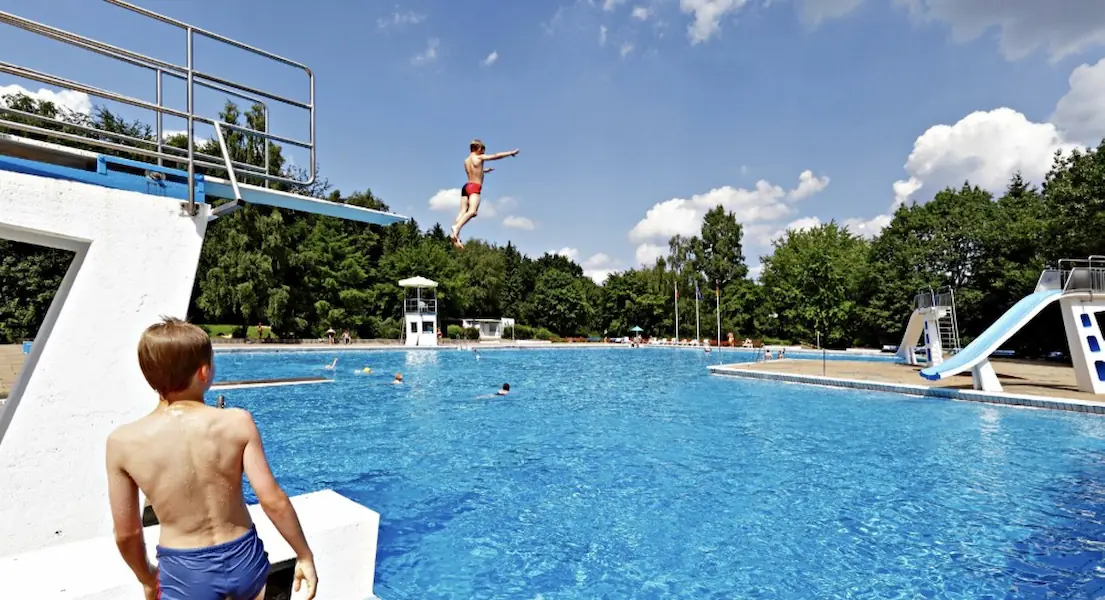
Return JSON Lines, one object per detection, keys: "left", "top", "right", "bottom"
{"left": 2, "top": 0, "right": 1105, "bottom": 283}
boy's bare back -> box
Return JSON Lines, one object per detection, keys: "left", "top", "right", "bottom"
{"left": 108, "top": 403, "right": 258, "bottom": 549}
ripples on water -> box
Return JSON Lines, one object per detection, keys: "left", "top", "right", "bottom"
{"left": 213, "top": 348, "right": 1105, "bottom": 599}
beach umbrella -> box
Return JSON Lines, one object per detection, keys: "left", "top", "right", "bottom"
{"left": 630, "top": 326, "right": 643, "bottom": 332}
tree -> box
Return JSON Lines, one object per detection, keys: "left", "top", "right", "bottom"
{"left": 760, "top": 223, "right": 868, "bottom": 347}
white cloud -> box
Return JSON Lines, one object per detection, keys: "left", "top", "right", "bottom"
{"left": 554, "top": 247, "right": 580, "bottom": 261}
{"left": 586, "top": 269, "right": 617, "bottom": 284}
{"left": 503, "top": 215, "right": 535, "bottom": 230}
{"left": 378, "top": 10, "right": 426, "bottom": 29}
{"left": 896, "top": 0, "right": 1105, "bottom": 62}
{"left": 584, "top": 253, "right": 613, "bottom": 268}
{"left": 1050, "top": 57, "right": 1105, "bottom": 146}
{"left": 411, "top": 39, "right": 439, "bottom": 66}
{"left": 781, "top": 216, "right": 822, "bottom": 234}
{"left": 873, "top": 55, "right": 1105, "bottom": 233}
{"left": 788, "top": 170, "right": 830, "bottom": 200}
{"left": 632, "top": 6, "right": 653, "bottom": 20}
{"left": 679, "top": 0, "right": 750, "bottom": 43}
{"left": 620, "top": 42, "right": 635, "bottom": 57}
{"left": 891, "top": 109, "right": 1076, "bottom": 205}
{"left": 603, "top": 0, "right": 628, "bottom": 10}
{"left": 796, "top": 0, "right": 864, "bottom": 27}
{"left": 635, "top": 243, "right": 666, "bottom": 266}
{"left": 748, "top": 263, "right": 763, "bottom": 281}
{"left": 0, "top": 84, "right": 92, "bottom": 115}
{"left": 628, "top": 171, "right": 829, "bottom": 244}
{"left": 427, "top": 188, "right": 506, "bottom": 218}
{"left": 582, "top": 253, "right": 618, "bottom": 284}
{"left": 483, "top": 51, "right": 499, "bottom": 66}
{"left": 599, "top": 25, "right": 608, "bottom": 45}
{"left": 843, "top": 213, "right": 894, "bottom": 238}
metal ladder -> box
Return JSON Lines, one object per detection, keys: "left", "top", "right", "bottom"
{"left": 933, "top": 287, "right": 961, "bottom": 355}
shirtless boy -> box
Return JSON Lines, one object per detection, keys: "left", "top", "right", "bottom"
{"left": 451, "top": 138, "right": 519, "bottom": 249}
{"left": 106, "top": 317, "right": 317, "bottom": 600}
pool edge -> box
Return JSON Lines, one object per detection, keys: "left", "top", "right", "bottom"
{"left": 707, "top": 365, "right": 1105, "bottom": 415}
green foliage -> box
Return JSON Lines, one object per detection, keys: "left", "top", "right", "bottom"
{"left": 2, "top": 91, "right": 1104, "bottom": 358}
{"left": 760, "top": 222, "right": 869, "bottom": 348}
{"left": 463, "top": 327, "right": 481, "bottom": 340}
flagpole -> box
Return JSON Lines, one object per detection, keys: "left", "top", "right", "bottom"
{"left": 674, "top": 282, "right": 679, "bottom": 341}
{"left": 716, "top": 283, "right": 721, "bottom": 350}
{"left": 695, "top": 282, "right": 701, "bottom": 342}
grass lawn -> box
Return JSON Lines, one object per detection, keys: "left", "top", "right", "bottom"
{"left": 200, "top": 324, "right": 272, "bottom": 339}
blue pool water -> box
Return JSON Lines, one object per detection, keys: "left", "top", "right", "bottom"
{"left": 212, "top": 348, "right": 1105, "bottom": 599}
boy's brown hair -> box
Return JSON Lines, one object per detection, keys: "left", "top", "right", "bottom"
{"left": 470, "top": 139, "right": 484, "bottom": 153}
{"left": 137, "top": 316, "right": 213, "bottom": 397}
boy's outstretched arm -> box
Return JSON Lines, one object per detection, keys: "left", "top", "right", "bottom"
{"left": 239, "top": 409, "right": 318, "bottom": 598}
{"left": 480, "top": 149, "right": 519, "bottom": 161}
{"left": 105, "top": 434, "right": 158, "bottom": 592}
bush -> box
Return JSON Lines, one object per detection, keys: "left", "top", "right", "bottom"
{"left": 463, "top": 327, "right": 481, "bottom": 340}
{"left": 447, "top": 324, "right": 463, "bottom": 339}
{"left": 534, "top": 327, "right": 555, "bottom": 341}
{"left": 502, "top": 326, "right": 514, "bottom": 339}
{"left": 513, "top": 324, "right": 534, "bottom": 339}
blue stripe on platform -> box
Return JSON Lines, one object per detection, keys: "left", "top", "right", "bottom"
{"left": 0, "top": 154, "right": 205, "bottom": 203}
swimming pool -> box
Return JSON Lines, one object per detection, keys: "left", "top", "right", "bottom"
{"left": 213, "top": 348, "right": 1105, "bottom": 599}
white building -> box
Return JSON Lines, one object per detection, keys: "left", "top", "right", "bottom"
{"left": 461, "top": 318, "right": 516, "bottom": 340}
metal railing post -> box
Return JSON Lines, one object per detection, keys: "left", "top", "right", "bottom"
{"left": 185, "top": 26, "right": 195, "bottom": 216}
{"left": 155, "top": 68, "right": 163, "bottom": 167}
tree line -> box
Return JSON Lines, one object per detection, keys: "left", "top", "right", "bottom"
{"left": 1, "top": 91, "right": 1103, "bottom": 355}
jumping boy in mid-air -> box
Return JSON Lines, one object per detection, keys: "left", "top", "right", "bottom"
{"left": 452, "top": 138, "right": 519, "bottom": 249}
{"left": 106, "top": 317, "right": 318, "bottom": 600}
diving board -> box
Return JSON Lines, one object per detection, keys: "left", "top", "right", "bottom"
{"left": 919, "top": 262, "right": 1105, "bottom": 395}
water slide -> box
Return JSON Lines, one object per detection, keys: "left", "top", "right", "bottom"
{"left": 896, "top": 309, "right": 924, "bottom": 362}
{"left": 919, "top": 289, "right": 1064, "bottom": 381}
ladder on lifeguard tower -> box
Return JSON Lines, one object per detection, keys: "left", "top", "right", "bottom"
{"left": 0, "top": 1, "right": 405, "bottom": 226}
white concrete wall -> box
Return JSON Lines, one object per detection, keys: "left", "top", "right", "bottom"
{"left": 0, "top": 490, "right": 380, "bottom": 600}
{"left": 0, "top": 170, "right": 208, "bottom": 555}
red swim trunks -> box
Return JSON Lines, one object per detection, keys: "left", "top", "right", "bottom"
{"left": 462, "top": 182, "right": 482, "bottom": 197}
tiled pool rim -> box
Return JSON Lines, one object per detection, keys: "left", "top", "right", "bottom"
{"left": 708, "top": 364, "right": 1105, "bottom": 415}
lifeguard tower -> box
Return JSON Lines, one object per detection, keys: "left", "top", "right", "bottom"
{"left": 0, "top": 2, "right": 407, "bottom": 597}
{"left": 401, "top": 276, "right": 438, "bottom": 346}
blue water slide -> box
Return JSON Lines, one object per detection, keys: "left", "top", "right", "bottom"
{"left": 920, "top": 290, "right": 1064, "bottom": 381}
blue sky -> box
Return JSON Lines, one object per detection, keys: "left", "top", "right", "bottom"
{"left": 2, "top": 0, "right": 1105, "bottom": 282}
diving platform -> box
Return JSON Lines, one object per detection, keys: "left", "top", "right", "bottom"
{"left": 0, "top": 2, "right": 394, "bottom": 598}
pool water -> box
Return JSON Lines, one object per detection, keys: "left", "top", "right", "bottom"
{"left": 213, "top": 348, "right": 1105, "bottom": 599}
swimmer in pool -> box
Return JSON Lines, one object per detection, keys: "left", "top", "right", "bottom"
{"left": 393, "top": 373, "right": 403, "bottom": 384}
{"left": 496, "top": 383, "right": 510, "bottom": 396}
{"left": 324, "top": 357, "right": 338, "bottom": 370}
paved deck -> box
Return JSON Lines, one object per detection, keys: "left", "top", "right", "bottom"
{"left": 710, "top": 358, "right": 1105, "bottom": 411}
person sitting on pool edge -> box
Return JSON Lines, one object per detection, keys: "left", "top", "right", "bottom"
{"left": 497, "top": 383, "right": 510, "bottom": 396}
{"left": 106, "top": 317, "right": 318, "bottom": 600}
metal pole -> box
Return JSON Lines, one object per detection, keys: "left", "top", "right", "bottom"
{"left": 674, "top": 282, "right": 679, "bottom": 342}
{"left": 155, "top": 68, "right": 162, "bottom": 167}
{"left": 715, "top": 284, "right": 721, "bottom": 352}
{"left": 185, "top": 26, "right": 195, "bottom": 215}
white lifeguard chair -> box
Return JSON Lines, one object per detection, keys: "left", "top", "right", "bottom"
{"left": 400, "top": 276, "right": 439, "bottom": 346}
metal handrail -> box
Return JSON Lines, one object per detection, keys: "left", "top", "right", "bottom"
{"left": 0, "top": 0, "right": 316, "bottom": 215}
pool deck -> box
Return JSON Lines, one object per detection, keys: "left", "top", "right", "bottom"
{"left": 709, "top": 358, "right": 1105, "bottom": 413}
